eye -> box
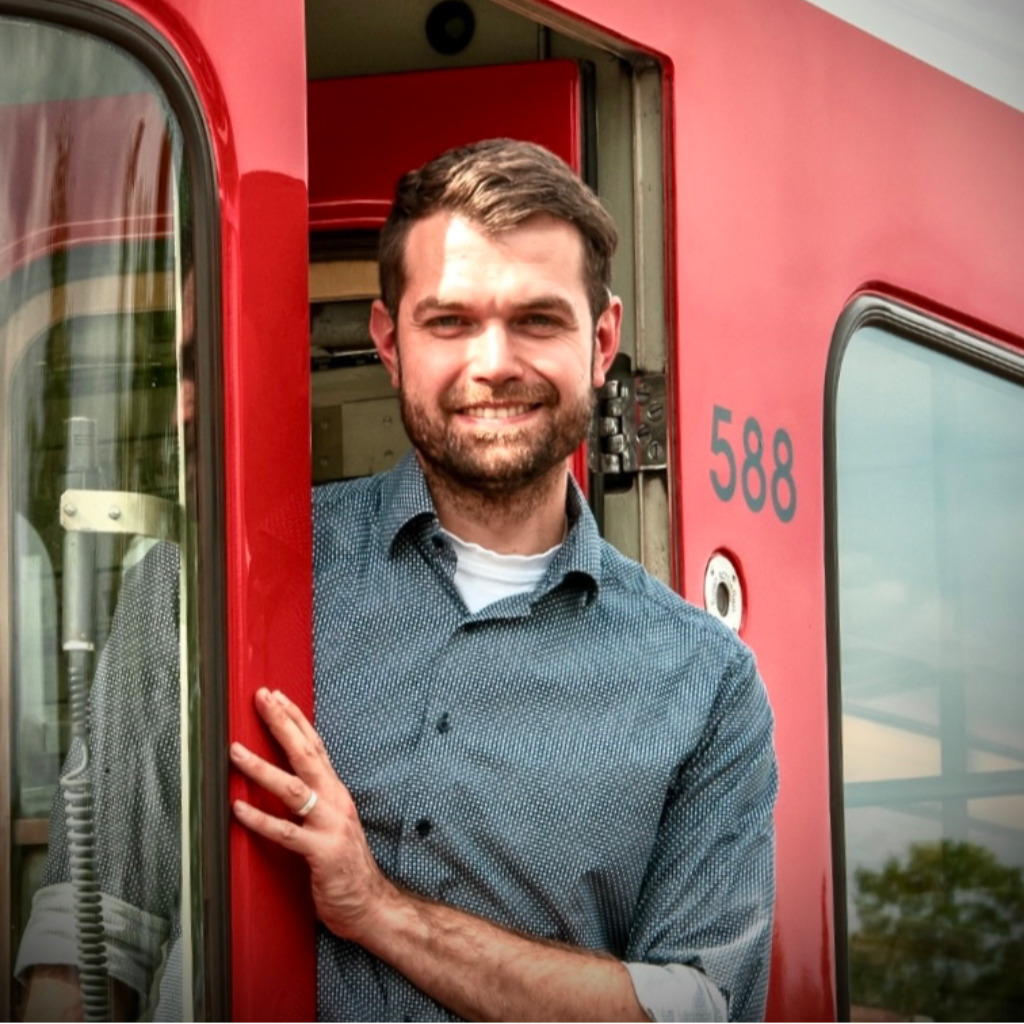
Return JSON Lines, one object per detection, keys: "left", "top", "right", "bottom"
{"left": 424, "top": 314, "right": 471, "bottom": 336}
{"left": 517, "top": 312, "right": 564, "bottom": 335}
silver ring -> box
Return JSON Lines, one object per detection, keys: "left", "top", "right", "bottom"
{"left": 296, "top": 789, "right": 318, "bottom": 817}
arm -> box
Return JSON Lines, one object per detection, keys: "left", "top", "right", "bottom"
{"left": 624, "top": 646, "right": 778, "bottom": 1022}
{"left": 20, "top": 966, "right": 139, "bottom": 1023}
{"left": 15, "top": 544, "right": 181, "bottom": 1018}
{"left": 353, "top": 882, "right": 645, "bottom": 1021}
{"left": 231, "top": 687, "right": 648, "bottom": 1022}
{"left": 20, "top": 966, "right": 84, "bottom": 1023}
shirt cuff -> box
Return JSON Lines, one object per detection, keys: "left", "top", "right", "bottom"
{"left": 625, "top": 961, "right": 729, "bottom": 1022}
{"left": 15, "top": 881, "right": 171, "bottom": 998}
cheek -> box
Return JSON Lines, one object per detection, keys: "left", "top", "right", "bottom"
{"left": 396, "top": 349, "right": 460, "bottom": 399}
{"left": 532, "top": 346, "right": 594, "bottom": 386}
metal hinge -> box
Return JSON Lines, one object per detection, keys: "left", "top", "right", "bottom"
{"left": 60, "top": 489, "right": 181, "bottom": 542}
{"left": 589, "top": 369, "right": 668, "bottom": 476}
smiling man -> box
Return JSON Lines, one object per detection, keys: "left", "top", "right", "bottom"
{"left": 231, "top": 139, "right": 777, "bottom": 1022}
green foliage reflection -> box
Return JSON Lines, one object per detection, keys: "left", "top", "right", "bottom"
{"left": 850, "top": 840, "right": 1024, "bottom": 1021}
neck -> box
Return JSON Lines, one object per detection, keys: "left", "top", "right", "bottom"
{"left": 417, "top": 455, "right": 569, "bottom": 555}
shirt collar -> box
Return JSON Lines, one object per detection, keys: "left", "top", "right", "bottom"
{"left": 379, "top": 450, "right": 437, "bottom": 546}
{"left": 379, "top": 451, "right": 602, "bottom": 597}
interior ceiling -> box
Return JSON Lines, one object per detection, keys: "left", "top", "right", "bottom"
{"left": 305, "top": 0, "right": 543, "bottom": 79}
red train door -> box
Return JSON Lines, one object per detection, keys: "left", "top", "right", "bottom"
{"left": 0, "top": 0, "right": 310, "bottom": 1019}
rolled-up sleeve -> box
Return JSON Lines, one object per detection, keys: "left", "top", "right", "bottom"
{"left": 626, "top": 961, "right": 728, "bottom": 1022}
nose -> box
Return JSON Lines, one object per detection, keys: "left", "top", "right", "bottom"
{"left": 467, "top": 321, "right": 523, "bottom": 384}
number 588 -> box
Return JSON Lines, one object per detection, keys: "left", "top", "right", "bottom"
{"left": 709, "top": 405, "right": 796, "bottom": 523}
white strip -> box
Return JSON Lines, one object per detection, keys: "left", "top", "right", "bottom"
{"left": 625, "top": 962, "right": 728, "bottom": 1023}
{"left": 805, "top": 0, "right": 1024, "bottom": 111}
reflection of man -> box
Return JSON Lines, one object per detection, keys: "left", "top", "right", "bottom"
{"left": 15, "top": 268, "right": 197, "bottom": 1022}
{"left": 16, "top": 542, "right": 185, "bottom": 1022}
{"left": 232, "top": 139, "right": 778, "bottom": 1022}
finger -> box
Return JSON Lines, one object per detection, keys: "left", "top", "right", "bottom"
{"left": 232, "top": 798, "right": 313, "bottom": 853}
{"left": 230, "top": 742, "right": 319, "bottom": 817}
{"left": 253, "top": 688, "right": 329, "bottom": 775}
{"left": 264, "top": 688, "right": 327, "bottom": 761}
{"left": 264, "top": 688, "right": 325, "bottom": 751}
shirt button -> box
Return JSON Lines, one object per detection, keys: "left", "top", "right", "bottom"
{"left": 436, "top": 712, "right": 450, "bottom": 734}
{"left": 415, "top": 817, "right": 432, "bottom": 838}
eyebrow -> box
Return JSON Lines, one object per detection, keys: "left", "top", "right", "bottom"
{"left": 410, "top": 297, "right": 471, "bottom": 319}
{"left": 410, "top": 295, "right": 578, "bottom": 321}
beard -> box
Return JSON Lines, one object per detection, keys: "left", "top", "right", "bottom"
{"left": 399, "top": 377, "right": 594, "bottom": 498}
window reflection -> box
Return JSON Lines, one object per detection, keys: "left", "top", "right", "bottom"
{"left": 836, "top": 324, "right": 1024, "bottom": 1021}
{"left": 1, "top": 16, "right": 202, "bottom": 1021}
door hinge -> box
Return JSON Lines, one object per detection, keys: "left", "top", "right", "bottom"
{"left": 590, "top": 369, "right": 668, "bottom": 476}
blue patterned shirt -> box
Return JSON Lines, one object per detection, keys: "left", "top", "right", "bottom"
{"left": 313, "top": 453, "right": 778, "bottom": 1021}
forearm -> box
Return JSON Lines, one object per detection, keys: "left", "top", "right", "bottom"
{"left": 232, "top": 691, "right": 647, "bottom": 1019}
{"left": 20, "top": 965, "right": 138, "bottom": 1023}
{"left": 351, "top": 882, "right": 648, "bottom": 1022}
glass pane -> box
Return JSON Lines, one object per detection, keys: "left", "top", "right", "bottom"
{"left": 836, "top": 324, "right": 1024, "bottom": 1021}
{"left": 1, "top": 17, "right": 204, "bottom": 1021}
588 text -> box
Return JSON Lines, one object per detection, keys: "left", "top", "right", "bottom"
{"left": 709, "top": 405, "right": 797, "bottom": 523}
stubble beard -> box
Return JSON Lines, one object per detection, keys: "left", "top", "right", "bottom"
{"left": 398, "top": 377, "right": 594, "bottom": 501}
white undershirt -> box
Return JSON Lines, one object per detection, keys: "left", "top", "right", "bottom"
{"left": 441, "top": 529, "right": 560, "bottom": 613}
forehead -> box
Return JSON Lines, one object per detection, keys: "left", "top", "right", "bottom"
{"left": 400, "top": 211, "right": 587, "bottom": 302}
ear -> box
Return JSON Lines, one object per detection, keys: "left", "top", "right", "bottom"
{"left": 369, "top": 299, "right": 401, "bottom": 388}
{"left": 591, "top": 295, "right": 623, "bottom": 389}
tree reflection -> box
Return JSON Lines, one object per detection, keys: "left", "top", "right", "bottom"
{"left": 850, "top": 839, "right": 1024, "bottom": 1021}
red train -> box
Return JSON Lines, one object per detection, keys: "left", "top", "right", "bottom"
{"left": 2, "top": 0, "right": 1022, "bottom": 1019}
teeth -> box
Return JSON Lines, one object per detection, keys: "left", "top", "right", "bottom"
{"left": 463, "top": 405, "right": 531, "bottom": 420}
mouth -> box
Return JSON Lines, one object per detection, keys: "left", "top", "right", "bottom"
{"left": 458, "top": 403, "right": 539, "bottom": 421}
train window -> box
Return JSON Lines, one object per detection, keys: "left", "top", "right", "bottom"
{"left": 830, "top": 308, "right": 1024, "bottom": 1021}
{"left": 1, "top": 15, "right": 209, "bottom": 1020}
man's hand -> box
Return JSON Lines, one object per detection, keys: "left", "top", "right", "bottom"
{"left": 231, "top": 687, "right": 648, "bottom": 1022}
{"left": 230, "top": 687, "right": 396, "bottom": 942}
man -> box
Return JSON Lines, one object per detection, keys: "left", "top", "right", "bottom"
{"left": 231, "top": 139, "right": 778, "bottom": 1022}
{"left": 14, "top": 264, "right": 199, "bottom": 1022}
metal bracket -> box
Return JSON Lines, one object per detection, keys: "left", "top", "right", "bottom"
{"left": 589, "top": 371, "right": 668, "bottom": 476}
{"left": 60, "top": 489, "right": 181, "bottom": 542}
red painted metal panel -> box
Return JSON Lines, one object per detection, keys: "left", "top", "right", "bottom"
{"left": 308, "top": 61, "right": 581, "bottom": 230}
{"left": 113, "top": 1, "right": 314, "bottom": 1019}
{"left": 541, "top": 1, "right": 1024, "bottom": 1018}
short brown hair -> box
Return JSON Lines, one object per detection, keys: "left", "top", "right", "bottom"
{"left": 378, "top": 138, "right": 618, "bottom": 323}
